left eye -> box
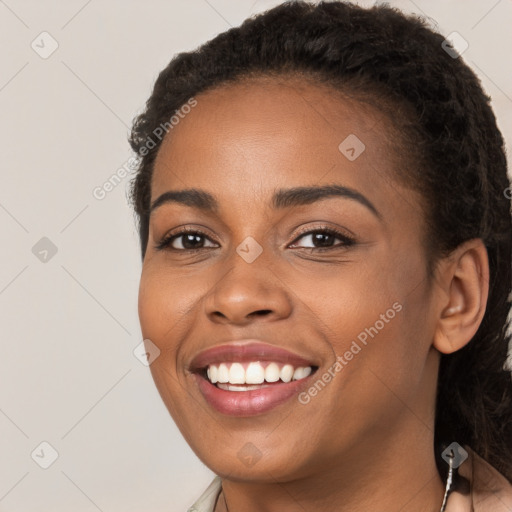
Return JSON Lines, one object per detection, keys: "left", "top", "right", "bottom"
{"left": 289, "top": 229, "right": 355, "bottom": 249}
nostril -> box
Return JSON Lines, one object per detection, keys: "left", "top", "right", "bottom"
{"left": 250, "top": 309, "right": 273, "bottom": 317}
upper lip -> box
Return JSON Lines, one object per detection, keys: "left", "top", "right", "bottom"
{"left": 189, "top": 340, "right": 319, "bottom": 372}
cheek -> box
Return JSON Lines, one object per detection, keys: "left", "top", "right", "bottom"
{"left": 137, "top": 267, "right": 200, "bottom": 425}
{"left": 310, "top": 245, "right": 430, "bottom": 397}
{"left": 137, "top": 265, "right": 200, "bottom": 355}
{"left": 138, "top": 270, "right": 168, "bottom": 342}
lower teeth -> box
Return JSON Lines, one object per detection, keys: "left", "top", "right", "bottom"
{"left": 216, "top": 383, "right": 273, "bottom": 391}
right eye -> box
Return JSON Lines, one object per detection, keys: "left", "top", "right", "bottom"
{"left": 155, "top": 229, "right": 219, "bottom": 251}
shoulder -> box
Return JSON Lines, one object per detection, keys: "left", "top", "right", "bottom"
{"left": 448, "top": 445, "right": 512, "bottom": 512}
{"left": 470, "top": 447, "right": 512, "bottom": 512}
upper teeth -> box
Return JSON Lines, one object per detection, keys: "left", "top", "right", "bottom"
{"left": 206, "top": 362, "right": 312, "bottom": 385}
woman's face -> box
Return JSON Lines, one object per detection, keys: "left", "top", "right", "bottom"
{"left": 138, "top": 77, "right": 441, "bottom": 481}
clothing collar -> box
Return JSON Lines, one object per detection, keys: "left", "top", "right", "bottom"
{"left": 187, "top": 475, "right": 222, "bottom": 512}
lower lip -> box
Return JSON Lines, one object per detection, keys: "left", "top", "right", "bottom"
{"left": 194, "top": 373, "right": 315, "bottom": 416}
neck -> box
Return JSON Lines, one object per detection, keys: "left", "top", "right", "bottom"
{"left": 215, "top": 422, "right": 446, "bottom": 512}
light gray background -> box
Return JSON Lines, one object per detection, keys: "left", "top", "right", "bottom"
{"left": 0, "top": 1, "right": 511, "bottom": 511}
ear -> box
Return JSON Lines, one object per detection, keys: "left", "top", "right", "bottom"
{"left": 432, "top": 238, "right": 489, "bottom": 355}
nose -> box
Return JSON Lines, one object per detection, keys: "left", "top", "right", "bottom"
{"left": 203, "top": 252, "right": 293, "bottom": 326}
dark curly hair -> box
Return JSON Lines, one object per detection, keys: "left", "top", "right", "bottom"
{"left": 129, "top": 0, "right": 512, "bottom": 482}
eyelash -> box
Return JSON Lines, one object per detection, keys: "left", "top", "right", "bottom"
{"left": 154, "top": 226, "right": 356, "bottom": 253}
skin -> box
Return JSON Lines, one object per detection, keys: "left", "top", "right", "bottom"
{"left": 138, "top": 76, "right": 489, "bottom": 512}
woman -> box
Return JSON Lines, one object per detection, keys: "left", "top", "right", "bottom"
{"left": 128, "top": 1, "right": 512, "bottom": 510}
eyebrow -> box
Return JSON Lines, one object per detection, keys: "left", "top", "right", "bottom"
{"left": 149, "top": 184, "right": 381, "bottom": 219}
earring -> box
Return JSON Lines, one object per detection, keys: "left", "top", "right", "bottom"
{"left": 439, "top": 449, "right": 454, "bottom": 512}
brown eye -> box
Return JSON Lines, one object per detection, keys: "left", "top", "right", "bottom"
{"left": 290, "top": 228, "right": 355, "bottom": 250}
{"left": 155, "top": 230, "right": 218, "bottom": 251}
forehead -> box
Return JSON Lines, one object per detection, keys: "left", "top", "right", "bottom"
{"left": 151, "top": 76, "right": 415, "bottom": 221}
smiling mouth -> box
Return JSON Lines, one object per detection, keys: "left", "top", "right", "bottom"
{"left": 189, "top": 341, "right": 320, "bottom": 415}
{"left": 198, "top": 361, "right": 319, "bottom": 391}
